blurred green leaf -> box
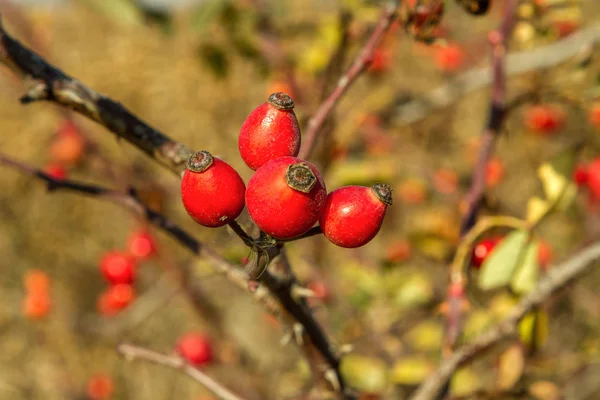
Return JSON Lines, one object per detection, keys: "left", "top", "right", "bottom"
{"left": 496, "top": 344, "right": 525, "bottom": 390}
{"left": 391, "top": 356, "right": 434, "bottom": 385}
{"left": 538, "top": 147, "right": 578, "bottom": 210}
{"left": 479, "top": 230, "right": 528, "bottom": 291}
{"left": 390, "top": 273, "right": 434, "bottom": 309}
{"left": 198, "top": 44, "right": 230, "bottom": 79}
{"left": 86, "top": 0, "right": 144, "bottom": 26}
{"left": 526, "top": 197, "right": 548, "bottom": 225}
{"left": 519, "top": 310, "right": 549, "bottom": 350}
{"left": 511, "top": 240, "right": 540, "bottom": 294}
{"left": 191, "top": 0, "right": 228, "bottom": 32}
{"left": 341, "top": 355, "right": 389, "bottom": 393}
{"left": 450, "top": 367, "right": 483, "bottom": 397}
{"left": 406, "top": 321, "right": 443, "bottom": 352}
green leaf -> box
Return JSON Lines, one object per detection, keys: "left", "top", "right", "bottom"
{"left": 86, "top": 0, "right": 144, "bottom": 26}
{"left": 341, "top": 355, "right": 389, "bottom": 393}
{"left": 511, "top": 240, "right": 540, "bottom": 294}
{"left": 537, "top": 147, "right": 579, "bottom": 210}
{"left": 191, "top": 0, "right": 228, "bottom": 32}
{"left": 391, "top": 356, "right": 435, "bottom": 385}
{"left": 496, "top": 344, "right": 525, "bottom": 390}
{"left": 526, "top": 197, "right": 548, "bottom": 225}
{"left": 478, "top": 230, "right": 528, "bottom": 290}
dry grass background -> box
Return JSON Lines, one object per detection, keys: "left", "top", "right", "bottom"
{"left": 1, "top": 1, "right": 600, "bottom": 399}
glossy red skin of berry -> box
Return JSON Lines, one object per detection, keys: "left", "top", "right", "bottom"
{"left": 524, "top": 105, "right": 565, "bottom": 134}
{"left": 180, "top": 156, "right": 246, "bottom": 228}
{"left": 100, "top": 251, "right": 136, "bottom": 285}
{"left": 176, "top": 333, "right": 213, "bottom": 366}
{"left": 471, "top": 237, "right": 502, "bottom": 269}
{"left": 246, "top": 156, "right": 326, "bottom": 240}
{"left": 238, "top": 96, "right": 301, "bottom": 171}
{"left": 573, "top": 163, "right": 588, "bottom": 186}
{"left": 587, "top": 159, "right": 600, "bottom": 201}
{"left": 127, "top": 230, "right": 156, "bottom": 260}
{"left": 319, "top": 185, "right": 389, "bottom": 248}
{"left": 44, "top": 163, "right": 68, "bottom": 180}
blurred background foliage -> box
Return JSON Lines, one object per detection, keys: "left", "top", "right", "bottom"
{"left": 1, "top": 0, "right": 600, "bottom": 399}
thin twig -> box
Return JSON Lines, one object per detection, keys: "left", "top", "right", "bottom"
{"left": 298, "top": 1, "right": 399, "bottom": 160}
{"left": 393, "top": 23, "right": 600, "bottom": 126}
{"left": 0, "top": 153, "right": 277, "bottom": 311}
{"left": 117, "top": 343, "right": 246, "bottom": 400}
{"left": 438, "top": 3, "right": 519, "bottom": 398}
{"left": 411, "top": 240, "right": 600, "bottom": 400}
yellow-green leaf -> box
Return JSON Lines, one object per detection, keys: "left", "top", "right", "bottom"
{"left": 519, "top": 310, "right": 549, "bottom": 350}
{"left": 479, "top": 230, "right": 529, "bottom": 290}
{"left": 391, "top": 356, "right": 435, "bottom": 385}
{"left": 340, "top": 355, "right": 389, "bottom": 393}
{"left": 511, "top": 240, "right": 540, "bottom": 294}
{"left": 496, "top": 344, "right": 525, "bottom": 390}
{"left": 526, "top": 197, "right": 548, "bottom": 225}
{"left": 537, "top": 147, "right": 579, "bottom": 211}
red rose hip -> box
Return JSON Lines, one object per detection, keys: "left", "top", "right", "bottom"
{"left": 238, "top": 92, "right": 301, "bottom": 170}
{"left": 176, "top": 333, "right": 213, "bottom": 366}
{"left": 127, "top": 230, "right": 156, "bottom": 260}
{"left": 246, "top": 156, "right": 327, "bottom": 239}
{"left": 471, "top": 237, "right": 502, "bottom": 269}
{"left": 319, "top": 184, "right": 392, "bottom": 248}
{"left": 181, "top": 151, "right": 246, "bottom": 227}
{"left": 100, "top": 251, "right": 136, "bottom": 285}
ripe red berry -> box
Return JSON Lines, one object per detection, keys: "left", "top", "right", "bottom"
{"left": 587, "top": 158, "right": 600, "bottom": 200}
{"left": 127, "top": 230, "right": 156, "bottom": 260}
{"left": 100, "top": 251, "right": 136, "bottom": 285}
{"left": 176, "top": 333, "right": 213, "bottom": 366}
{"left": 43, "top": 163, "right": 68, "bottom": 180}
{"left": 246, "top": 156, "right": 327, "bottom": 239}
{"left": 524, "top": 104, "right": 565, "bottom": 134}
{"left": 319, "top": 184, "right": 392, "bottom": 248}
{"left": 180, "top": 151, "right": 246, "bottom": 227}
{"left": 537, "top": 239, "right": 553, "bottom": 270}
{"left": 573, "top": 163, "right": 588, "bottom": 186}
{"left": 367, "top": 47, "right": 392, "bottom": 74}
{"left": 49, "top": 122, "right": 86, "bottom": 165}
{"left": 589, "top": 103, "right": 600, "bottom": 129}
{"left": 22, "top": 293, "right": 51, "bottom": 319}
{"left": 86, "top": 374, "right": 114, "bottom": 400}
{"left": 471, "top": 237, "right": 502, "bottom": 269}
{"left": 238, "top": 92, "right": 301, "bottom": 170}
{"left": 435, "top": 44, "right": 464, "bottom": 72}
{"left": 24, "top": 269, "right": 51, "bottom": 295}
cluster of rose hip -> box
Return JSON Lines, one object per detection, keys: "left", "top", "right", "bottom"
{"left": 97, "top": 230, "right": 156, "bottom": 315}
{"left": 180, "top": 92, "right": 392, "bottom": 247}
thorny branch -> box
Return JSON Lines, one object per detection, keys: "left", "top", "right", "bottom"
{"left": 299, "top": 0, "right": 400, "bottom": 160}
{"left": 117, "top": 343, "right": 246, "bottom": 400}
{"left": 412, "top": 240, "right": 600, "bottom": 400}
{"left": 0, "top": 17, "right": 351, "bottom": 397}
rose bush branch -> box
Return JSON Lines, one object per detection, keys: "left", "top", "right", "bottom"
{"left": 299, "top": 0, "right": 400, "bottom": 160}
{"left": 117, "top": 343, "right": 246, "bottom": 400}
{"left": 442, "top": 0, "right": 519, "bottom": 358}
{"left": 0, "top": 16, "right": 192, "bottom": 176}
{"left": 0, "top": 152, "right": 275, "bottom": 309}
{"left": 0, "top": 19, "right": 349, "bottom": 396}
{"left": 394, "top": 23, "right": 600, "bottom": 126}
{"left": 412, "top": 240, "right": 600, "bottom": 400}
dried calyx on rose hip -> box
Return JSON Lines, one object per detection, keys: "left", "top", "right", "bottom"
{"left": 246, "top": 156, "right": 327, "bottom": 240}
{"left": 181, "top": 150, "right": 246, "bottom": 228}
{"left": 238, "top": 92, "right": 301, "bottom": 170}
{"left": 319, "top": 183, "right": 392, "bottom": 248}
